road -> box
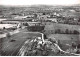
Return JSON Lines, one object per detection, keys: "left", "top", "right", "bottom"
{"left": 0, "top": 30, "right": 42, "bottom": 56}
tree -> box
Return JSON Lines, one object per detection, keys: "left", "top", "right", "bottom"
{"left": 58, "top": 40, "right": 62, "bottom": 48}
{"left": 65, "top": 29, "right": 69, "bottom": 34}
{"left": 34, "top": 14, "right": 37, "bottom": 18}
{"left": 43, "top": 12, "right": 46, "bottom": 15}
{"left": 73, "top": 30, "right": 79, "bottom": 34}
{"left": 50, "top": 15, "right": 53, "bottom": 18}
{"left": 55, "top": 29, "right": 61, "bottom": 34}
{"left": 0, "top": 22, "right": 3, "bottom": 24}
{"left": 3, "top": 27, "right": 5, "bottom": 30}
{"left": 6, "top": 33, "right": 11, "bottom": 38}
{"left": 23, "top": 23, "right": 29, "bottom": 26}
{"left": 71, "top": 42, "right": 77, "bottom": 48}
{"left": 44, "top": 34, "right": 48, "bottom": 39}
{"left": 57, "top": 29, "right": 61, "bottom": 34}
{"left": 69, "top": 30, "right": 72, "bottom": 34}
{"left": 77, "top": 44, "right": 80, "bottom": 49}
{"left": 78, "top": 18, "right": 80, "bottom": 22}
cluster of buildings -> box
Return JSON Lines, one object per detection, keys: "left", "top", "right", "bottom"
{"left": 0, "top": 7, "right": 80, "bottom": 29}
{"left": 0, "top": 12, "right": 58, "bottom": 24}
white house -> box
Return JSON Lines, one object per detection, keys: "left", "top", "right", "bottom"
{"left": 14, "top": 16, "right": 28, "bottom": 19}
{"left": 47, "top": 18, "right": 58, "bottom": 23}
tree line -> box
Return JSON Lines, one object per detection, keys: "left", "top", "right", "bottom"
{"left": 44, "top": 29, "right": 79, "bottom": 34}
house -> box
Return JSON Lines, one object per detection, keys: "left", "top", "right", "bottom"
{"left": 1, "top": 20, "right": 20, "bottom": 24}
{"left": 1, "top": 17, "right": 34, "bottom": 24}
{"left": 74, "top": 18, "right": 78, "bottom": 21}
{"left": 0, "top": 18, "right": 7, "bottom": 24}
{"left": 0, "top": 24, "right": 17, "bottom": 29}
{"left": 14, "top": 14, "right": 35, "bottom": 19}
{"left": 14, "top": 16, "right": 28, "bottom": 19}
{"left": 46, "top": 18, "right": 58, "bottom": 23}
{"left": 34, "top": 13, "right": 43, "bottom": 16}
{"left": 0, "top": 18, "right": 7, "bottom": 21}
{"left": 26, "top": 15, "right": 34, "bottom": 18}
{"left": 38, "top": 15, "right": 50, "bottom": 20}
{"left": 27, "top": 22, "right": 41, "bottom": 26}
{"left": 26, "top": 22, "right": 45, "bottom": 32}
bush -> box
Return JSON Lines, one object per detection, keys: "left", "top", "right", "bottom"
{"left": 6, "top": 33, "right": 11, "bottom": 38}
{"left": 55, "top": 29, "right": 61, "bottom": 34}
{"left": 69, "top": 30, "right": 73, "bottom": 34}
{"left": 65, "top": 29, "right": 69, "bottom": 34}
{"left": 73, "top": 30, "right": 79, "bottom": 34}
{"left": 23, "top": 23, "right": 29, "bottom": 26}
{"left": 58, "top": 40, "right": 62, "bottom": 48}
{"left": 44, "top": 34, "right": 48, "bottom": 39}
{"left": 3, "top": 27, "right": 5, "bottom": 29}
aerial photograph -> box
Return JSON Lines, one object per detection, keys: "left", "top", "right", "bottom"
{"left": 0, "top": 0, "right": 80, "bottom": 56}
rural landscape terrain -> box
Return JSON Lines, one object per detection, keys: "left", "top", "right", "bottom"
{"left": 0, "top": 5, "right": 80, "bottom": 56}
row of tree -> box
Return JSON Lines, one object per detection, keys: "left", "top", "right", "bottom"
{"left": 55, "top": 29, "right": 79, "bottom": 34}
{"left": 44, "top": 29, "right": 79, "bottom": 34}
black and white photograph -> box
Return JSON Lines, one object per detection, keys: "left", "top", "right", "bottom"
{"left": 0, "top": 0, "right": 80, "bottom": 56}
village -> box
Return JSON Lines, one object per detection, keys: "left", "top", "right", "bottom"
{"left": 0, "top": 5, "right": 80, "bottom": 56}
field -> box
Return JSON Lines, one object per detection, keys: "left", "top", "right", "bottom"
{"left": 0, "top": 31, "right": 42, "bottom": 56}
{"left": 43, "top": 22, "right": 80, "bottom": 44}
{"left": 43, "top": 22, "right": 80, "bottom": 35}
{"left": 47, "top": 34, "right": 80, "bottom": 51}
{"left": 44, "top": 22, "right": 80, "bottom": 31}
{"left": 47, "top": 34, "right": 79, "bottom": 43}
{"left": 43, "top": 23, "right": 80, "bottom": 51}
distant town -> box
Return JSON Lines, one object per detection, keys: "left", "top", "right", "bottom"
{"left": 0, "top": 5, "right": 80, "bottom": 56}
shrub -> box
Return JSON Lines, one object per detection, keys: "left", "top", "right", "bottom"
{"left": 44, "top": 34, "right": 48, "bottom": 39}
{"left": 73, "top": 30, "right": 79, "bottom": 34}
{"left": 69, "top": 30, "right": 73, "bottom": 34}
{"left": 3, "top": 27, "right": 5, "bottom": 29}
{"left": 6, "top": 33, "right": 11, "bottom": 38}
{"left": 65, "top": 29, "right": 69, "bottom": 34}
{"left": 58, "top": 40, "right": 62, "bottom": 48}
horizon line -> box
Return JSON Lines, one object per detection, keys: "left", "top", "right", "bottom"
{"left": 0, "top": 4, "right": 80, "bottom": 7}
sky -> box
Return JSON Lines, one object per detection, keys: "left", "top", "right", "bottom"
{"left": 0, "top": 0, "right": 80, "bottom": 6}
